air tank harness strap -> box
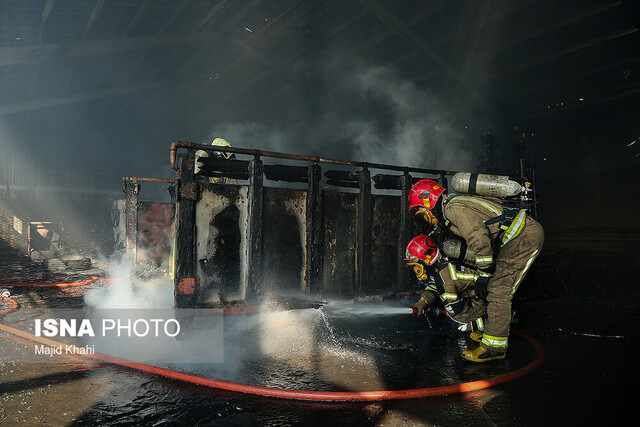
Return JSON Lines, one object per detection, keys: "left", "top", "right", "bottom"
{"left": 442, "top": 193, "right": 526, "bottom": 247}
{"left": 485, "top": 207, "right": 527, "bottom": 247}
{"left": 442, "top": 193, "right": 458, "bottom": 228}
{"left": 453, "top": 239, "right": 468, "bottom": 263}
{"left": 433, "top": 260, "right": 447, "bottom": 295}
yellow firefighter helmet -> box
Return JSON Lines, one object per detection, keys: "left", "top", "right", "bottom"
{"left": 211, "top": 138, "right": 233, "bottom": 159}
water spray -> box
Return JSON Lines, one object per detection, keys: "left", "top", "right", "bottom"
{"left": 0, "top": 279, "right": 545, "bottom": 402}
{"left": 322, "top": 303, "right": 422, "bottom": 318}
{"left": 268, "top": 297, "right": 327, "bottom": 311}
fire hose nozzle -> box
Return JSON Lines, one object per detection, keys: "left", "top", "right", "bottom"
{"left": 410, "top": 306, "right": 444, "bottom": 317}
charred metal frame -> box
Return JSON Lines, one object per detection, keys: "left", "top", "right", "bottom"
{"left": 397, "top": 171, "right": 412, "bottom": 291}
{"left": 123, "top": 177, "right": 139, "bottom": 259}
{"left": 121, "top": 176, "right": 176, "bottom": 264}
{"left": 305, "top": 163, "right": 322, "bottom": 292}
{"left": 173, "top": 154, "right": 199, "bottom": 308}
{"left": 170, "top": 141, "right": 455, "bottom": 307}
{"left": 247, "top": 154, "right": 264, "bottom": 300}
{"left": 356, "top": 167, "right": 372, "bottom": 293}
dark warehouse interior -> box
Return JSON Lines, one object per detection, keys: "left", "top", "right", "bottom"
{"left": 0, "top": 1, "right": 639, "bottom": 425}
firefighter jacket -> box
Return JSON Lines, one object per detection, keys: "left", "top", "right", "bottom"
{"left": 441, "top": 194, "right": 527, "bottom": 273}
{"left": 415, "top": 259, "right": 486, "bottom": 330}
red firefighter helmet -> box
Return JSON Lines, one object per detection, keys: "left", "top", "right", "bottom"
{"left": 408, "top": 179, "right": 445, "bottom": 211}
{"left": 404, "top": 235, "right": 441, "bottom": 266}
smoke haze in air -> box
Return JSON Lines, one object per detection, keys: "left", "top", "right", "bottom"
{"left": 210, "top": 54, "right": 481, "bottom": 171}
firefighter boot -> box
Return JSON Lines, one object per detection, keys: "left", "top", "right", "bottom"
{"left": 462, "top": 346, "right": 505, "bottom": 362}
{"left": 469, "top": 331, "right": 483, "bottom": 343}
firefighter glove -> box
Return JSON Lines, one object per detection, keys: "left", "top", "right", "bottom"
{"left": 445, "top": 299, "right": 464, "bottom": 315}
{"left": 411, "top": 299, "right": 427, "bottom": 316}
{"left": 474, "top": 276, "right": 490, "bottom": 299}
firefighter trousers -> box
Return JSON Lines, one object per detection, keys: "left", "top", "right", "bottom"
{"left": 480, "top": 217, "right": 544, "bottom": 353}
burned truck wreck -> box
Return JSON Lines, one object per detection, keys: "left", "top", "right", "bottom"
{"left": 166, "top": 142, "right": 536, "bottom": 309}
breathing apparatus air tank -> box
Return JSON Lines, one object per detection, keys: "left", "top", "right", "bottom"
{"left": 451, "top": 172, "right": 525, "bottom": 199}
{"left": 442, "top": 238, "right": 475, "bottom": 264}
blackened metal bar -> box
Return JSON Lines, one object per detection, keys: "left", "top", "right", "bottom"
{"left": 324, "top": 170, "right": 358, "bottom": 181}
{"left": 397, "top": 171, "right": 412, "bottom": 290}
{"left": 124, "top": 178, "right": 139, "bottom": 262}
{"left": 174, "top": 152, "right": 198, "bottom": 308}
{"left": 247, "top": 154, "right": 264, "bottom": 300}
{"left": 122, "top": 176, "right": 176, "bottom": 184}
{"left": 170, "top": 141, "right": 456, "bottom": 176}
{"left": 373, "top": 173, "right": 402, "bottom": 190}
{"left": 305, "top": 162, "right": 322, "bottom": 293}
{"left": 356, "top": 166, "right": 372, "bottom": 294}
{"left": 196, "top": 157, "right": 250, "bottom": 175}
{"left": 325, "top": 180, "right": 360, "bottom": 189}
{"left": 263, "top": 164, "right": 308, "bottom": 183}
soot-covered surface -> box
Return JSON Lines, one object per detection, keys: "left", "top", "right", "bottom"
{"left": 0, "top": 239, "right": 638, "bottom": 426}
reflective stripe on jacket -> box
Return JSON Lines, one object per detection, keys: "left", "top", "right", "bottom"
{"left": 442, "top": 195, "right": 526, "bottom": 267}
{"left": 434, "top": 260, "right": 478, "bottom": 302}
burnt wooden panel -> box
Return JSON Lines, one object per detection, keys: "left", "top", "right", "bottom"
{"left": 263, "top": 187, "right": 304, "bottom": 293}
{"left": 200, "top": 199, "right": 242, "bottom": 299}
{"left": 322, "top": 190, "right": 357, "bottom": 294}
{"left": 370, "top": 194, "right": 400, "bottom": 293}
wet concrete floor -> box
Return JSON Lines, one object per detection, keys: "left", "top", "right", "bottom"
{"left": 1, "top": 239, "right": 638, "bottom": 426}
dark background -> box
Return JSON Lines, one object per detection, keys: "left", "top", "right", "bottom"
{"left": 0, "top": 3, "right": 639, "bottom": 424}
{"left": 0, "top": 0, "right": 638, "bottom": 267}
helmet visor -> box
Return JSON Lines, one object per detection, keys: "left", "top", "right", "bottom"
{"left": 404, "top": 246, "right": 419, "bottom": 262}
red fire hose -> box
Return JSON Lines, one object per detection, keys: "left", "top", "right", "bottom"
{"left": 0, "top": 278, "right": 545, "bottom": 401}
{"left": 0, "top": 293, "right": 18, "bottom": 316}
{"left": 1, "top": 276, "right": 109, "bottom": 289}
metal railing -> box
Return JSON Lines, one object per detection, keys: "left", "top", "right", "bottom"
{"left": 169, "top": 141, "right": 457, "bottom": 177}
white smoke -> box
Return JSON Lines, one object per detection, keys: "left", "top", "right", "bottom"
{"left": 84, "top": 252, "right": 173, "bottom": 309}
{"left": 209, "top": 54, "right": 479, "bottom": 171}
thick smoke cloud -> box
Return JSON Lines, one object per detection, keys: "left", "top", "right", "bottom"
{"left": 210, "top": 54, "right": 479, "bottom": 171}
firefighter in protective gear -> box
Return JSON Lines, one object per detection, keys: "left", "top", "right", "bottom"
{"left": 194, "top": 138, "right": 237, "bottom": 184}
{"left": 406, "top": 235, "right": 487, "bottom": 333}
{"left": 408, "top": 179, "right": 544, "bottom": 362}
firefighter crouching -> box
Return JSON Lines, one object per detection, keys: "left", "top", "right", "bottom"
{"left": 405, "top": 235, "right": 487, "bottom": 335}
{"left": 408, "top": 179, "right": 544, "bottom": 362}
